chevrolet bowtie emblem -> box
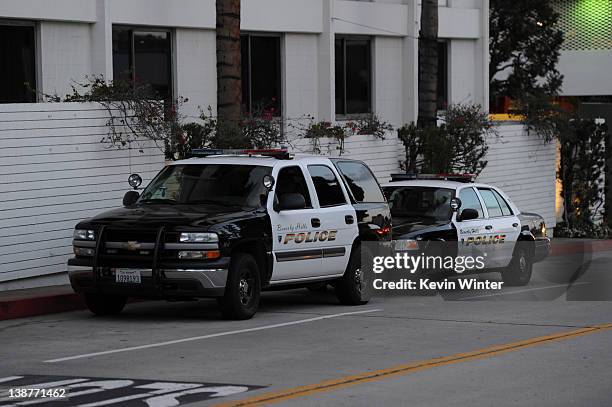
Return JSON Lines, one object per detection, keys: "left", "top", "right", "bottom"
{"left": 125, "top": 241, "right": 141, "bottom": 251}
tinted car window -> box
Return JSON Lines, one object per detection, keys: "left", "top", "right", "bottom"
{"left": 139, "top": 165, "right": 271, "bottom": 208}
{"left": 478, "top": 189, "right": 503, "bottom": 218}
{"left": 384, "top": 186, "right": 454, "bottom": 222}
{"left": 458, "top": 187, "right": 485, "bottom": 219}
{"left": 307, "top": 165, "right": 347, "bottom": 207}
{"left": 493, "top": 189, "right": 513, "bottom": 216}
{"left": 276, "top": 166, "right": 312, "bottom": 208}
{"left": 336, "top": 161, "right": 385, "bottom": 203}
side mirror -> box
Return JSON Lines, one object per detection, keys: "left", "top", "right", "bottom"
{"left": 275, "top": 193, "right": 306, "bottom": 211}
{"left": 123, "top": 191, "right": 140, "bottom": 207}
{"left": 458, "top": 208, "right": 479, "bottom": 222}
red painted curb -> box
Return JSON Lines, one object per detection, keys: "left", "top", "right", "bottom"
{"left": 0, "top": 293, "right": 85, "bottom": 321}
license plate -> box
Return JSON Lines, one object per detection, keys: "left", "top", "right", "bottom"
{"left": 114, "top": 269, "right": 143, "bottom": 284}
{"left": 394, "top": 240, "right": 419, "bottom": 252}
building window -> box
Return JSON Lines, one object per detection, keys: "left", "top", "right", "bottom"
{"left": 437, "top": 41, "right": 449, "bottom": 110}
{"left": 0, "top": 22, "right": 36, "bottom": 103}
{"left": 241, "top": 34, "right": 281, "bottom": 115}
{"left": 112, "top": 28, "right": 172, "bottom": 100}
{"left": 335, "top": 37, "right": 372, "bottom": 116}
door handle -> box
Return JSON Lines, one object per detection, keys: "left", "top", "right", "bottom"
{"left": 512, "top": 223, "right": 519, "bottom": 228}
{"left": 345, "top": 215, "right": 354, "bottom": 225}
{"left": 485, "top": 225, "right": 493, "bottom": 230}
{"left": 311, "top": 218, "right": 321, "bottom": 228}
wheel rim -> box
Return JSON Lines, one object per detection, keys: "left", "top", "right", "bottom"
{"left": 238, "top": 270, "right": 254, "bottom": 306}
{"left": 517, "top": 250, "right": 531, "bottom": 278}
{"left": 354, "top": 267, "right": 364, "bottom": 294}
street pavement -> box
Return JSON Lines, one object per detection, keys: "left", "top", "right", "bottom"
{"left": 0, "top": 249, "right": 611, "bottom": 407}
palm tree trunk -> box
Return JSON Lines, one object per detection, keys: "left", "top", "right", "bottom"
{"left": 418, "top": 0, "right": 439, "bottom": 127}
{"left": 216, "top": 0, "right": 242, "bottom": 125}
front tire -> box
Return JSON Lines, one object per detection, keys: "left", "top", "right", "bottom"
{"left": 84, "top": 293, "right": 127, "bottom": 316}
{"left": 218, "top": 253, "right": 261, "bottom": 320}
{"left": 502, "top": 244, "right": 533, "bottom": 286}
{"left": 335, "top": 244, "right": 370, "bottom": 305}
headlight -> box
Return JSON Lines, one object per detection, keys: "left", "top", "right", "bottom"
{"left": 74, "top": 229, "right": 95, "bottom": 240}
{"left": 178, "top": 250, "right": 221, "bottom": 260}
{"left": 74, "top": 247, "right": 94, "bottom": 256}
{"left": 179, "top": 232, "right": 218, "bottom": 243}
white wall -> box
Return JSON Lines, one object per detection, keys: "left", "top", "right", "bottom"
{"left": 478, "top": 124, "right": 557, "bottom": 229}
{"left": 558, "top": 50, "right": 612, "bottom": 97}
{"left": 39, "top": 21, "right": 92, "bottom": 98}
{"left": 374, "top": 37, "right": 404, "bottom": 127}
{"left": 284, "top": 34, "right": 320, "bottom": 121}
{"left": 448, "top": 39, "right": 478, "bottom": 105}
{"left": 0, "top": 103, "right": 165, "bottom": 290}
{"left": 174, "top": 28, "right": 217, "bottom": 119}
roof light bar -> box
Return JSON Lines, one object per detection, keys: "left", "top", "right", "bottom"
{"left": 189, "top": 148, "right": 292, "bottom": 160}
{"left": 390, "top": 173, "right": 475, "bottom": 183}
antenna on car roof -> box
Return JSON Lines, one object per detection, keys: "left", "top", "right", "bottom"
{"left": 390, "top": 173, "right": 475, "bottom": 183}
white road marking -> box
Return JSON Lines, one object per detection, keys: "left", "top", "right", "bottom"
{"left": 44, "top": 309, "right": 382, "bottom": 363}
{"left": 0, "top": 377, "right": 23, "bottom": 384}
{"left": 459, "top": 282, "right": 590, "bottom": 300}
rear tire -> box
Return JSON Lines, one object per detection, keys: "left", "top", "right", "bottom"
{"left": 218, "top": 253, "right": 261, "bottom": 320}
{"left": 335, "top": 244, "right": 370, "bottom": 305}
{"left": 84, "top": 293, "right": 127, "bottom": 316}
{"left": 502, "top": 244, "right": 533, "bottom": 286}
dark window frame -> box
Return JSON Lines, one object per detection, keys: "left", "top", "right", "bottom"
{"left": 0, "top": 19, "right": 38, "bottom": 104}
{"left": 477, "top": 188, "right": 506, "bottom": 219}
{"left": 458, "top": 186, "right": 485, "bottom": 220}
{"left": 307, "top": 164, "right": 348, "bottom": 208}
{"left": 437, "top": 40, "right": 449, "bottom": 111}
{"left": 112, "top": 25, "right": 174, "bottom": 101}
{"left": 334, "top": 160, "right": 385, "bottom": 204}
{"left": 276, "top": 165, "right": 313, "bottom": 209}
{"left": 240, "top": 32, "right": 282, "bottom": 116}
{"left": 491, "top": 189, "right": 514, "bottom": 216}
{"left": 335, "top": 36, "right": 372, "bottom": 117}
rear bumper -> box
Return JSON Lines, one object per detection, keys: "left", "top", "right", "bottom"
{"left": 68, "top": 260, "right": 228, "bottom": 298}
{"left": 533, "top": 237, "right": 551, "bottom": 263}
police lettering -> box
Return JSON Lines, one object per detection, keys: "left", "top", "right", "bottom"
{"left": 283, "top": 230, "right": 338, "bottom": 244}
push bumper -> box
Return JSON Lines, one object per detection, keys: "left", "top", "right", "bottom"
{"left": 68, "top": 258, "right": 229, "bottom": 298}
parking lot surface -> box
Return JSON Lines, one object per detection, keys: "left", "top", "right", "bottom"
{"left": 1, "top": 250, "right": 611, "bottom": 406}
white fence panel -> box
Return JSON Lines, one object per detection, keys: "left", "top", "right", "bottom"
{"left": 0, "top": 102, "right": 165, "bottom": 286}
{"left": 289, "top": 131, "right": 402, "bottom": 183}
{"left": 478, "top": 124, "right": 557, "bottom": 228}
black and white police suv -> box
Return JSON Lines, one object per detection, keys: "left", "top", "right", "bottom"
{"left": 68, "top": 149, "right": 391, "bottom": 319}
{"left": 382, "top": 174, "right": 551, "bottom": 286}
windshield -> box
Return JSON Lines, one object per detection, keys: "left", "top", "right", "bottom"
{"left": 384, "top": 186, "right": 455, "bottom": 222}
{"left": 138, "top": 164, "right": 272, "bottom": 208}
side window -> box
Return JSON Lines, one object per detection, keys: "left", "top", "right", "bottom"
{"left": 478, "top": 189, "right": 503, "bottom": 218}
{"left": 458, "top": 188, "right": 485, "bottom": 219}
{"left": 492, "top": 189, "right": 513, "bottom": 216}
{"left": 336, "top": 161, "right": 385, "bottom": 203}
{"left": 307, "top": 165, "right": 347, "bottom": 207}
{"left": 276, "top": 166, "right": 312, "bottom": 208}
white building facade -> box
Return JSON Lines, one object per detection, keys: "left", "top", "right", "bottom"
{"left": 2, "top": 0, "right": 560, "bottom": 292}
{"left": 0, "top": 0, "right": 490, "bottom": 125}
